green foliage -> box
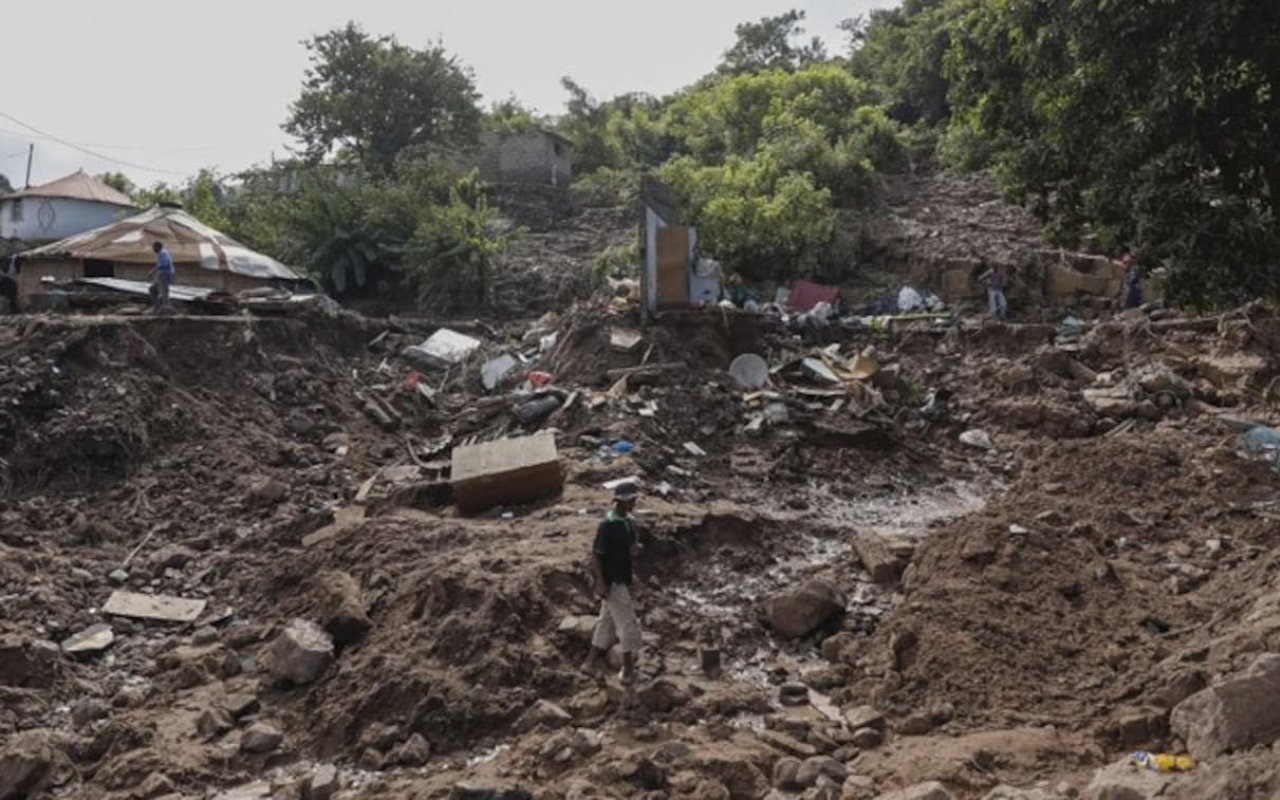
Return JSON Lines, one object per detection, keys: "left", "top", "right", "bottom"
{"left": 285, "top": 22, "right": 482, "bottom": 174}
{"left": 484, "top": 97, "right": 543, "bottom": 134}
{"left": 845, "top": 0, "right": 972, "bottom": 126}
{"left": 593, "top": 239, "right": 640, "bottom": 283}
{"left": 719, "top": 9, "right": 827, "bottom": 75}
{"left": 403, "top": 173, "right": 508, "bottom": 310}
{"left": 134, "top": 170, "right": 231, "bottom": 230}
{"left": 662, "top": 155, "right": 836, "bottom": 278}
{"left": 947, "top": 0, "right": 1280, "bottom": 305}
{"left": 95, "top": 172, "right": 135, "bottom": 198}
{"left": 555, "top": 79, "right": 671, "bottom": 174}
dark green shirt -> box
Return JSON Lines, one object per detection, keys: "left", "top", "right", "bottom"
{"left": 593, "top": 510, "right": 636, "bottom": 586}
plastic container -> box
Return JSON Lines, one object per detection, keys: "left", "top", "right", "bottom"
{"left": 1129, "top": 752, "right": 1194, "bottom": 772}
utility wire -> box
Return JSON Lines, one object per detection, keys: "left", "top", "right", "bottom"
{"left": 0, "top": 110, "right": 188, "bottom": 176}
{"left": 0, "top": 125, "right": 262, "bottom": 154}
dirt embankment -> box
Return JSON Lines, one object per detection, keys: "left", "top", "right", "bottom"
{"left": 3, "top": 306, "right": 1280, "bottom": 800}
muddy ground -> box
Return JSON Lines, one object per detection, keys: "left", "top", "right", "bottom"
{"left": 3, "top": 302, "right": 1280, "bottom": 800}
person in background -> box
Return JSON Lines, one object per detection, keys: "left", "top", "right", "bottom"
{"left": 1121, "top": 254, "right": 1143, "bottom": 309}
{"left": 978, "top": 262, "right": 1009, "bottom": 321}
{"left": 148, "top": 241, "right": 174, "bottom": 312}
{"left": 724, "top": 273, "right": 759, "bottom": 310}
{"left": 581, "top": 482, "right": 644, "bottom": 685}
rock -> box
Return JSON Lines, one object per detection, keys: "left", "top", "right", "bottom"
{"left": 304, "top": 763, "right": 339, "bottom": 800}
{"left": 239, "top": 722, "right": 284, "bottom": 754}
{"left": 515, "top": 699, "right": 573, "bottom": 733}
{"left": 773, "top": 757, "right": 802, "bottom": 790}
{"left": 1108, "top": 707, "right": 1167, "bottom": 748}
{"left": 136, "top": 771, "right": 176, "bottom": 798}
{"left": 759, "top": 730, "right": 816, "bottom": 759}
{"left": 70, "top": 699, "right": 110, "bottom": 728}
{"left": 1170, "top": 652, "right": 1280, "bottom": 758}
{"left": 981, "top": 787, "right": 1055, "bottom": 800}
{"left": 222, "top": 693, "right": 260, "bottom": 719}
{"left": 150, "top": 545, "right": 197, "bottom": 571}
{"left": 248, "top": 478, "right": 288, "bottom": 506}
{"left": 637, "top": 678, "right": 692, "bottom": 713}
{"left": 197, "top": 708, "right": 235, "bottom": 739}
{"left": 1035, "top": 510, "right": 1066, "bottom": 526}
{"left": 844, "top": 706, "right": 886, "bottom": 732}
{"left": 316, "top": 571, "right": 372, "bottom": 647}
{"left": 540, "top": 731, "right": 576, "bottom": 762}
{"left": 60, "top": 624, "right": 115, "bottom": 657}
{"left": 108, "top": 569, "right": 129, "bottom": 585}
{"left": 0, "top": 636, "right": 60, "bottom": 688}
{"left": 1085, "top": 759, "right": 1169, "bottom": 800}
{"left": 573, "top": 728, "right": 603, "bottom": 756}
{"left": 821, "top": 632, "right": 859, "bottom": 665}
{"left": 1055, "top": 782, "right": 1079, "bottom": 798}
{"left": 557, "top": 615, "right": 597, "bottom": 641}
{"left": 388, "top": 733, "right": 431, "bottom": 767}
{"left": 895, "top": 712, "right": 937, "bottom": 736}
{"left": 264, "top": 619, "right": 334, "bottom": 686}
{"left": 766, "top": 580, "right": 847, "bottom": 639}
{"left": 0, "top": 731, "right": 56, "bottom": 800}
{"left": 852, "top": 536, "right": 905, "bottom": 586}
{"left": 779, "top": 682, "right": 810, "bottom": 706}
{"left": 192, "top": 625, "right": 220, "bottom": 646}
{"left": 796, "top": 757, "right": 846, "bottom": 789}
{"left": 874, "top": 782, "right": 953, "bottom": 800}
{"left": 959, "top": 429, "right": 993, "bottom": 450}
{"left": 851, "top": 727, "right": 883, "bottom": 749}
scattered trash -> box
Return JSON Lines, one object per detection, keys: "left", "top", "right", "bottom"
{"left": 514, "top": 394, "right": 563, "bottom": 426}
{"left": 610, "top": 328, "right": 644, "bottom": 354}
{"left": 480, "top": 354, "right": 519, "bottom": 392}
{"left": 787, "top": 279, "right": 839, "bottom": 313}
{"left": 729, "top": 353, "right": 769, "bottom": 389}
{"left": 1239, "top": 424, "right": 1280, "bottom": 471}
{"left": 959, "top": 429, "right": 994, "bottom": 450}
{"left": 802, "top": 358, "right": 842, "bottom": 385}
{"left": 683, "top": 442, "right": 707, "bottom": 457}
{"left": 611, "top": 440, "right": 635, "bottom": 454}
{"left": 602, "top": 476, "right": 643, "bottom": 492}
{"left": 764, "top": 402, "right": 790, "bottom": 425}
{"left": 920, "top": 389, "right": 952, "bottom": 422}
{"left": 1129, "top": 752, "right": 1194, "bottom": 772}
{"left": 527, "top": 370, "right": 553, "bottom": 387}
{"left": 403, "top": 328, "right": 482, "bottom": 370}
{"left": 451, "top": 431, "right": 564, "bottom": 514}
{"left": 103, "top": 590, "right": 208, "bottom": 623}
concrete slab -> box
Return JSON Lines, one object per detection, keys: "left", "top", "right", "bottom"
{"left": 103, "top": 591, "right": 207, "bottom": 623}
{"left": 451, "top": 431, "right": 563, "bottom": 513}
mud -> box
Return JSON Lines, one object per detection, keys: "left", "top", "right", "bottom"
{"left": 3, "top": 303, "right": 1280, "bottom": 800}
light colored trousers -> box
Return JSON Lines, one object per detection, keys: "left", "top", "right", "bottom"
{"left": 987, "top": 288, "right": 1008, "bottom": 320}
{"left": 591, "top": 583, "right": 641, "bottom": 653}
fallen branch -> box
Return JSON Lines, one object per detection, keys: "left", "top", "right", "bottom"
{"left": 606, "top": 361, "right": 686, "bottom": 379}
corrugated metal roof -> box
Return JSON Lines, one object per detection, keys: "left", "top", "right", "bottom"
{"left": 74, "top": 277, "right": 215, "bottom": 303}
{"left": 5, "top": 170, "right": 135, "bottom": 207}
{"left": 21, "top": 206, "right": 302, "bottom": 281}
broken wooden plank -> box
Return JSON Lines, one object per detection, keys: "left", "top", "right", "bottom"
{"left": 103, "top": 591, "right": 207, "bottom": 623}
{"left": 606, "top": 361, "right": 686, "bottom": 380}
{"left": 851, "top": 535, "right": 905, "bottom": 585}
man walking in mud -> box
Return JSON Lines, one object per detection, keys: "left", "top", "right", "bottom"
{"left": 582, "top": 482, "right": 643, "bottom": 685}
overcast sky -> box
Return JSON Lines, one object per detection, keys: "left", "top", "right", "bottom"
{"left": 0, "top": 0, "right": 895, "bottom": 190}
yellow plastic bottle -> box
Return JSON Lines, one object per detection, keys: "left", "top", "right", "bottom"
{"left": 1130, "top": 751, "right": 1195, "bottom": 772}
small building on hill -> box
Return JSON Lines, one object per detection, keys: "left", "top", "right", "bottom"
{"left": 14, "top": 205, "right": 303, "bottom": 309}
{"left": 0, "top": 171, "right": 136, "bottom": 248}
{"left": 478, "top": 129, "right": 572, "bottom": 186}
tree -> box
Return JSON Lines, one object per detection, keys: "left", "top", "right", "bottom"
{"left": 947, "top": 0, "right": 1280, "bottom": 304}
{"left": 719, "top": 9, "right": 827, "bottom": 75}
{"left": 0, "top": 173, "right": 14, "bottom": 195}
{"left": 285, "top": 22, "right": 482, "bottom": 174}
{"left": 96, "top": 172, "right": 136, "bottom": 198}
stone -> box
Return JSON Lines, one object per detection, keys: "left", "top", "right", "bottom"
{"left": 895, "top": 712, "right": 938, "bottom": 736}
{"left": 136, "top": 771, "right": 176, "bottom": 798}
{"left": 387, "top": 733, "right": 431, "bottom": 767}
{"left": 60, "top": 624, "right": 115, "bottom": 657}
{"left": 0, "top": 731, "right": 57, "bottom": 800}
{"left": 1108, "top": 707, "right": 1167, "bottom": 748}
{"left": 851, "top": 727, "right": 883, "bottom": 749}
{"left": 637, "top": 678, "right": 692, "bottom": 713}
{"left": 316, "top": 571, "right": 372, "bottom": 647}
{"left": 821, "top": 633, "right": 859, "bottom": 665}
{"left": 981, "top": 787, "right": 1055, "bottom": 800}
{"left": 150, "top": 545, "right": 197, "bottom": 571}
{"left": 766, "top": 580, "right": 847, "bottom": 640}
{"left": 779, "top": 682, "right": 810, "bottom": 706}
{"left": 222, "top": 693, "right": 261, "bottom": 719}
{"left": 1170, "top": 652, "right": 1280, "bottom": 758}
{"left": 759, "top": 730, "right": 816, "bottom": 759}
{"left": 108, "top": 569, "right": 129, "bottom": 584}
{"left": 0, "top": 636, "right": 60, "bottom": 688}
{"left": 1085, "top": 759, "right": 1169, "bottom": 800}
{"left": 239, "top": 722, "right": 284, "bottom": 754}
{"left": 515, "top": 699, "right": 573, "bottom": 733}
{"left": 796, "top": 757, "right": 847, "bottom": 789}
{"left": 773, "top": 757, "right": 802, "bottom": 790}
{"left": 852, "top": 537, "right": 905, "bottom": 585}
{"left": 874, "top": 782, "right": 953, "bottom": 800}
{"left": 844, "top": 706, "right": 886, "bottom": 732}
{"left": 70, "top": 699, "right": 110, "bottom": 728}
{"left": 248, "top": 478, "right": 288, "bottom": 506}
{"left": 264, "top": 619, "right": 334, "bottom": 686}
{"left": 572, "top": 728, "right": 603, "bottom": 756}
{"left": 304, "top": 763, "right": 339, "bottom": 800}
{"left": 197, "top": 707, "right": 235, "bottom": 739}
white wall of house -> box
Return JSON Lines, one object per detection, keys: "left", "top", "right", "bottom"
{"left": 0, "top": 197, "right": 133, "bottom": 243}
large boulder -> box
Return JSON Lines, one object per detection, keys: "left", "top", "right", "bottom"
{"left": 0, "top": 731, "right": 58, "bottom": 800}
{"left": 316, "top": 571, "right": 373, "bottom": 647}
{"left": 766, "top": 580, "right": 846, "bottom": 640}
{"left": 264, "top": 619, "right": 334, "bottom": 686}
{"left": 0, "top": 636, "right": 60, "bottom": 689}
{"left": 1170, "top": 652, "right": 1280, "bottom": 759}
